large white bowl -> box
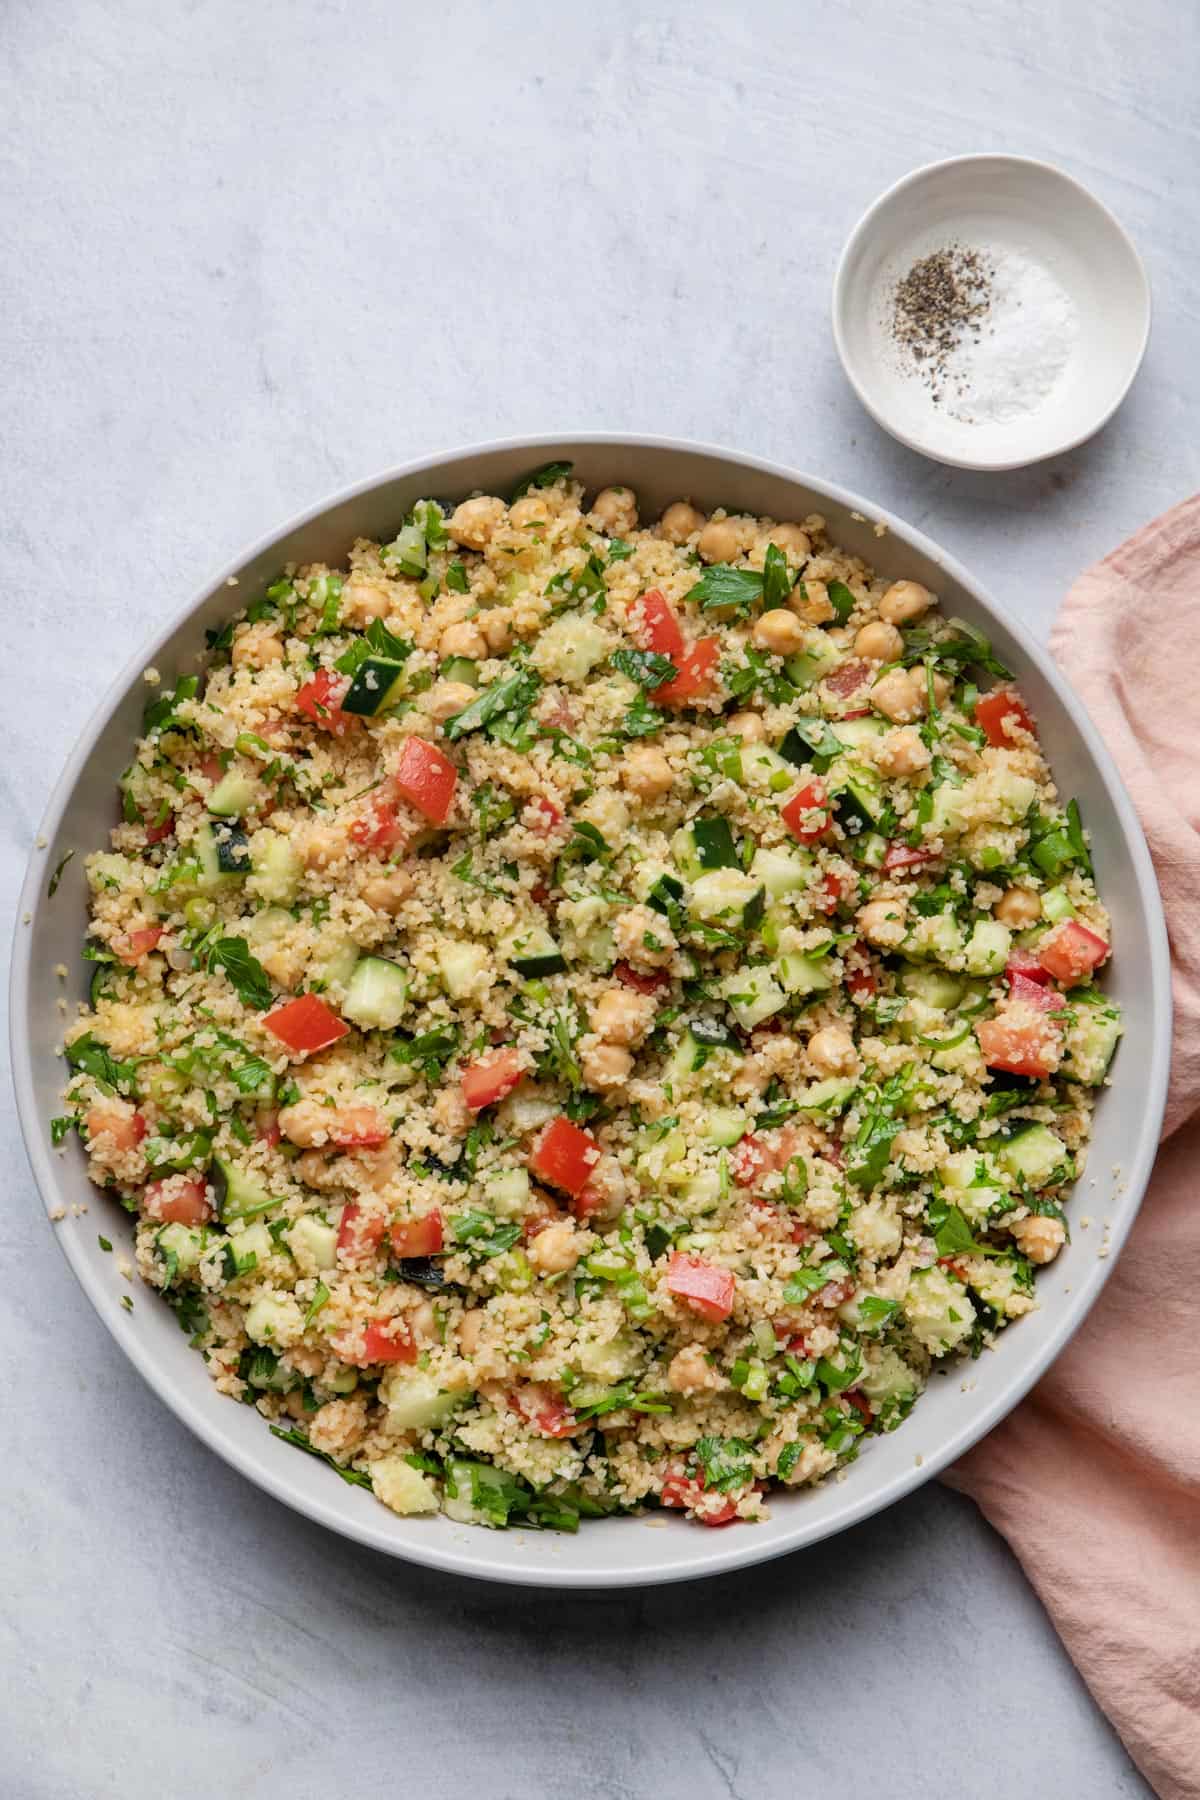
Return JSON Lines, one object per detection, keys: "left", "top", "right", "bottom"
{"left": 11, "top": 436, "right": 1171, "bottom": 1588}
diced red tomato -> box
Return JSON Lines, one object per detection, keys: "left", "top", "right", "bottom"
{"left": 731, "top": 1134, "right": 771, "bottom": 1189}
{"left": 295, "top": 668, "right": 355, "bottom": 736}
{"left": 116, "top": 926, "right": 163, "bottom": 966}
{"left": 825, "top": 659, "right": 870, "bottom": 699}
{"left": 660, "top": 1469, "right": 739, "bottom": 1526}
{"left": 844, "top": 1388, "right": 873, "bottom": 1422}
{"left": 86, "top": 1103, "right": 147, "bottom": 1151}
{"left": 264, "top": 993, "right": 349, "bottom": 1054}
{"left": 461, "top": 1047, "right": 525, "bottom": 1113}
{"left": 571, "top": 1183, "right": 606, "bottom": 1222}
{"left": 1006, "top": 948, "right": 1051, "bottom": 985}
{"left": 1009, "top": 970, "right": 1066, "bottom": 1013}
{"left": 255, "top": 1110, "right": 281, "bottom": 1148}
{"left": 615, "top": 961, "right": 669, "bottom": 994}
{"left": 528, "top": 1116, "right": 601, "bottom": 1200}
{"left": 389, "top": 1210, "right": 444, "bottom": 1258}
{"left": 197, "top": 753, "right": 225, "bottom": 785}
{"left": 349, "top": 792, "right": 407, "bottom": 852}
{"left": 629, "top": 588, "right": 686, "bottom": 661}
{"left": 393, "top": 735, "right": 458, "bottom": 825}
{"left": 509, "top": 1384, "right": 579, "bottom": 1438}
{"left": 653, "top": 637, "right": 720, "bottom": 707}
{"left": 665, "top": 1252, "right": 735, "bottom": 1322}
{"left": 845, "top": 946, "right": 877, "bottom": 1001}
{"left": 975, "top": 687, "right": 1037, "bottom": 748}
{"left": 143, "top": 812, "right": 174, "bottom": 844}
{"left": 337, "top": 1201, "right": 388, "bottom": 1264}
{"left": 358, "top": 1320, "right": 418, "bottom": 1365}
{"left": 327, "top": 1105, "right": 391, "bottom": 1150}
{"left": 143, "top": 1176, "right": 211, "bottom": 1225}
{"left": 816, "top": 871, "right": 852, "bottom": 913}
{"left": 815, "top": 1274, "right": 856, "bottom": 1308}
{"left": 977, "top": 1008, "right": 1062, "bottom": 1079}
{"left": 781, "top": 779, "right": 831, "bottom": 843}
{"left": 530, "top": 881, "right": 552, "bottom": 909}
{"left": 882, "top": 843, "right": 936, "bottom": 874}
{"left": 1037, "top": 919, "right": 1110, "bottom": 984}
{"left": 525, "top": 796, "right": 564, "bottom": 835}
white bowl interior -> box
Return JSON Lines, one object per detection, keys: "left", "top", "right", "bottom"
{"left": 834, "top": 156, "right": 1150, "bottom": 470}
{"left": 12, "top": 437, "right": 1170, "bottom": 1588}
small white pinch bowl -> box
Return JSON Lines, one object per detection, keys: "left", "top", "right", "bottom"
{"left": 832, "top": 154, "right": 1151, "bottom": 471}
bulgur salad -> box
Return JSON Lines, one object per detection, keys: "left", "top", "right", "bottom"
{"left": 58, "top": 466, "right": 1121, "bottom": 1532}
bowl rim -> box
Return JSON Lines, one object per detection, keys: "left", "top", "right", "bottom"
{"left": 10, "top": 431, "right": 1172, "bottom": 1588}
{"left": 830, "top": 152, "right": 1153, "bottom": 472}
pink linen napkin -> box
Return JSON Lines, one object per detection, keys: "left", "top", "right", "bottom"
{"left": 945, "top": 495, "right": 1200, "bottom": 1800}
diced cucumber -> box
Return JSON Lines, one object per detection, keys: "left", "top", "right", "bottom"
{"left": 981, "top": 766, "right": 1038, "bottom": 823}
{"left": 437, "top": 939, "right": 490, "bottom": 999}
{"left": 706, "top": 1106, "right": 748, "bottom": 1147}
{"left": 741, "top": 745, "right": 797, "bottom": 794}
{"left": 244, "top": 1291, "right": 301, "bottom": 1347}
{"left": 192, "top": 822, "right": 239, "bottom": 893}
{"left": 380, "top": 1366, "right": 461, "bottom": 1430}
{"left": 441, "top": 655, "right": 479, "bottom": 686}
{"left": 860, "top": 1347, "right": 921, "bottom": 1408}
{"left": 690, "top": 816, "right": 739, "bottom": 869}
{"left": 502, "top": 923, "right": 567, "bottom": 978}
{"left": 226, "top": 1219, "right": 272, "bottom": 1276}
{"left": 215, "top": 1156, "right": 275, "bottom": 1223}
{"left": 324, "top": 1364, "right": 359, "bottom": 1395}
{"left": 531, "top": 613, "right": 609, "bottom": 682}
{"left": 342, "top": 657, "right": 408, "bottom": 716}
{"left": 484, "top": 1167, "right": 531, "bottom": 1218}
{"left": 832, "top": 716, "right": 887, "bottom": 752}
{"left": 795, "top": 1076, "right": 857, "bottom": 1114}
{"left": 342, "top": 956, "right": 409, "bottom": 1030}
{"left": 311, "top": 936, "right": 360, "bottom": 990}
{"left": 1062, "top": 995, "right": 1122, "bottom": 1086}
{"left": 930, "top": 782, "right": 970, "bottom": 838}
{"left": 904, "top": 1266, "right": 976, "bottom": 1356}
{"left": 831, "top": 762, "right": 884, "bottom": 835}
{"left": 852, "top": 831, "right": 888, "bottom": 870}
{"left": 964, "top": 918, "right": 1011, "bottom": 977}
{"left": 784, "top": 631, "right": 840, "bottom": 689}
{"left": 250, "top": 831, "right": 302, "bottom": 905}
{"left": 156, "top": 1222, "right": 206, "bottom": 1276}
{"left": 911, "top": 911, "right": 965, "bottom": 967}
{"left": 208, "top": 772, "right": 259, "bottom": 819}
{"left": 665, "top": 1024, "right": 739, "bottom": 1089}
{"left": 940, "top": 1150, "right": 1009, "bottom": 1225}
{"left": 442, "top": 1458, "right": 511, "bottom": 1527}
{"left": 996, "top": 1124, "right": 1071, "bottom": 1189}
{"left": 689, "top": 868, "right": 764, "bottom": 927}
{"left": 1042, "top": 886, "right": 1077, "bottom": 923}
{"left": 213, "top": 825, "right": 252, "bottom": 875}
{"left": 681, "top": 1167, "right": 722, "bottom": 1213}
{"left": 899, "top": 964, "right": 964, "bottom": 1008}
{"left": 718, "top": 966, "right": 788, "bottom": 1030}
{"left": 777, "top": 951, "right": 834, "bottom": 996}
{"left": 287, "top": 1214, "right": 338, "bottom": 1271}
{"left": 750, "top": 845, "right": 813, "bottom": 900}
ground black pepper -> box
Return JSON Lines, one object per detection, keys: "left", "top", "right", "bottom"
{"left": 890, "top": 244, "right": 994, "bottom": 405}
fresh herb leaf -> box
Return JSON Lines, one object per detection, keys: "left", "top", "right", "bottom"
{"left": 50, "top": 1115, "right": 75, "bottom": 1145}
{"left": 269, "top": 1426, "right": 374, "bottom": 1488}
{"left": 826, "top": 579, "right": 856, "bottom": 625}
{"left": 48, "top": 850, "right": 75, "bottom": 897}
{"left": 621, "top": 691, "right": 667, "bottom": 738}
{"left": 451, "top": 1211, "right": 522, "bottom": 1259}
{"left": 511, "top": 461, "right": 573, "bottom": 500}
{"left": 858, "top": 1295, "right": 898, "bottom": 1325}
{"left": 686, "top": 565, "right": 764, "bottom": 614}
{"left": 903, "top": 623, "right": 1011, "bottom": 681}
{"left": 606, "top": 538, "right": 635, "bottom": 564}
{"left": 444, "top": 669, "right": 541, "bottom": 744}
{"left": 446, "top": 560, "right": 469, "bottom": 593}
{"left": 65, "top": 1033, "right": 140, "bottom": 1096}
{"left": 143, "top": 675, "right": 199, "bottom": 735}
{"left": 611, "top": 647, "right": 677, "bottom": 689}
{"left": 762, "top": 544, "right": 794, "bottom": 610}
{"left": 303, "top": 1282, "right": 330, "bottom": 1329}
{"left": 201, "top": 936, "right": 273, "bottom": 1011}
{"left": 391, "top": 1027, "right": 461, "bottom": 1081}
{"left": 693, "top": 1435, "right": 754, "bottom": 1493}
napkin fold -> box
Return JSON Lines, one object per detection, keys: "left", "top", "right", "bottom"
{"left": 945, "top": 496, "right": 1200, "bottom": 1800}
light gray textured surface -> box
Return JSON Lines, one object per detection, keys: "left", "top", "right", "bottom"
{"left": 4, "top": 1, "right": 1196, "bottom": 1795}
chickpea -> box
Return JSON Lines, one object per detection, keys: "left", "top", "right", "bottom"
{"left": 769, "top": 522, "right": 811, "bottom": 558}
{"left": 697, "top": 517, "right": 742, "bottom": 564}
{"left": 360, "top": 868, "right": 414, "bottom": 913}
{"left": 667, "top": 1345, "right": 719, "bottom": 1394}
{"left": 590, "top": 987, "right": 656, "bottom": 1047}
{"left": 790, "top": 578, "right": 835, "bottom": 624}
{"left": 879, "top": 579, "right": 935, "bottom": 626}
{"left": 621, "top": 744, "right": 674, "bottom": 802}
{"left": 526, "top": 1220, "right": 585, "bottom": 1275}
{"left": 581, "top": 1040, "right": 634, "bottom": 1091}
{"left": 299, "top": 819, "right": 348, "bottom": 869}
{"left": 432, "top": 1086, "right": 470, "bottom": 1136}
{"left": 1010, "top": 1213, "right": 1067, "bottom": 1265}
{"left": 995, "top": 886, "right": 1041, "bottom": 929}
{"left": 278, "top": 1100, "right": 331, "bottom": 1149}
{"left": 874, "top": 726, "right": 931, "bottom": 779}
{"left": 854, "top": 620, "right": 904, "bottom": 663}
{"left": 613, "top": 904, "right": 676, "bottom": 968}
{"left": 448, "top": 495, "right": 505, "bottom": 550}
{"left": 590, "top": 485, "right": 638, "bottom": 536}
{"left": 870, "top": 666, "right": 925, "bottom": 725}
{"left": 440, "top": 619, "right": 487, "bottom": 661}
{"left": 659, "top": 500, "right": 705, "bottom": 545}
{"left": 340, "top": 578, "right": 392, "bottom": 625}
{"left": 858, "top": 896, "right": 908, "bottom": 949}
{"left": 508, "top": 493, "right": 551, "bottom": 530}
{"left": 478, "top": 609, "right": 513, "bottom": 654}
{"left": 752, "top": 608, "right": 807, "bottom": 656}
{"left": 408, "top": 1297, "right": 437, "bottom": 1343}
{"left": 231, "top": 622, "right": 285, "bottom": 670}
{"left": 807, "top": 1023, "right": 860, "bottom": 1079}
{"left": 726, "top": 710, "right": 766, "bottom": 743}
{"left": 458, "top": 1308, "right": 486, "bottom": 1355}
{"left": 422, "top": 679, "right": 477, "bottom": 724}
